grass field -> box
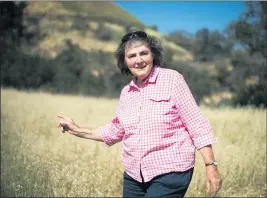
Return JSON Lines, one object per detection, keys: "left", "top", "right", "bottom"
{"left": 1, "top": 88, "right": 266, "bottom": 197}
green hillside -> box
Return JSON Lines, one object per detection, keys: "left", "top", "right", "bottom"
{"left": 26, "top": 1, "right": 144, "bottom": 27}
{"left": 2, "top": 1, "right": 265, "bottom": 107}
{"left": 2, "top": 1, "right": 223, "bottom": 105}
{"left": 25, "top": 1, "right": 193, "bottom": 61}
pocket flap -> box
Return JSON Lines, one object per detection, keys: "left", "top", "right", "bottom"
{"left": 150, "top": 93, "right": 170, "bottom": 102}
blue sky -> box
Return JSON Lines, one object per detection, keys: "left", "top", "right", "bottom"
{"left": 114, "top": 2, "right": 246, "bottom": 34}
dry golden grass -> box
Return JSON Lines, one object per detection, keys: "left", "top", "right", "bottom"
{"left": 104, "top": 22, "right": 125, "bottom": 35}
{"left": 1, "top": 88, "right": 266, "bottom": 197}
{"left": 26, "top": 2, "right": 143, "bottom": 26}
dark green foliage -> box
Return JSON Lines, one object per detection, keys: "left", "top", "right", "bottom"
{"left": 228, "top": 2, "right": 266, "bottom": 57}
{"left": 1, "top": 2, "right": 26, "bottom": 67}
{"left": 214, "top": 60, "right": 232, "bottom": 87}
{"left": 1, "top": 49, "right": 54, "bottom": 89}
{"left": 0, "top": 37, "right": 128, "bottom": 97}
{"left": 71, "top": 15, "right": 90, "bottom": 37}
{"left": 226, "top": 2, "right": 267, "bottom": 107}
{"left": 233, "top": 84, "right": 267, "bottom": 107}
{"left": 0, "top": 1, "right": 46, "bottom": 90}
{"left": 110, "top": 72, "right": 131, "bottom": 96}
{"left": 1, "top": 1, "right": 265, "bottom": 107}
{"left": 94, "top": 22, "right": 112, "bottom": 41}
{"left": 0, "top": 2, "right": 26, "bottom": 43}
{"left": 52, "top": 40, "right": 111, "bottom": 96}
{"left": 162, "top": 46, "right": 174, "bottom": 67}
{"left": 193, "top": 28, "right": 233, "bottom": 62}
{"left": 0, "top": 2, "right": 43, "bottom": 50}
{"left": 226, "top": 50, "right": 264, "bottom": 91}
{"left": 93, "top": 23, "right": 125, "bottom": 42}
{"left": 166, "top": 30, "right": 194, "bottom": 51}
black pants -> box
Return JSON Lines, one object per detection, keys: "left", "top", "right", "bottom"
{"left": 123, "top": 168, "right": 194, "bottom": 198}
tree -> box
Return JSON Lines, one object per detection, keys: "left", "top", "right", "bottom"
{"left": 0, "top": 1, "right": 27, "bottom": 69}
{"left": 1, "top": 2, "right": 43, "bottom": 88}
{"left": 0, "top": 2, "right": 26, "bottom": 46}
{"left": 227, "top": 2, "right": 267, "bottom": 107}
{"left": 167, "top": 30, "right": 194, "bottom": 51}
{"left": 228, "top": 2, "right": 266, "bottom": 57}
{"left": 193, "top": 28, "right": 233, "bottom": 62}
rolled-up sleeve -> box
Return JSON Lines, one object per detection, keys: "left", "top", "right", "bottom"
{"left": 99, "top": 91, "right": 125, "bottom": 147}
{"left": 100, "top": 117, "right": 125, "bottom": 146}
{"left": 172, "top": 72, "right": 217, "bottom": 149}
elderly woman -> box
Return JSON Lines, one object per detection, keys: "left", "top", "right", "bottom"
{"left": 57, "top": 30, "right": 222, "bottom": 197}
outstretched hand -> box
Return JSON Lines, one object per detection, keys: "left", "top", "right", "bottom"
{"left": 57, "top": 114, "right": 79, "bottom": 133}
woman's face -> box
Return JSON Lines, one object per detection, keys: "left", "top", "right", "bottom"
{"left": 124, "top": 42, "right": 153, "bottom": 81}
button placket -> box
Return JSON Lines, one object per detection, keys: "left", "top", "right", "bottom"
{"left": 137, "top": 87, "right": 144, "bottom": 182}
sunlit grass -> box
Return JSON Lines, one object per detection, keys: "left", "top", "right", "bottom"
{"left": 1, "top": 88, "right": 266, "bottom": 197}
{"left": 26, "top": 2, "right": 143, "bottom": 25}
{"left": 104, "top": 22, "right": 125, "bottom": 34}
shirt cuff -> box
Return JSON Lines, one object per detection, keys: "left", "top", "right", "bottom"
{"left": 194, "top": 135, "right": 218, "bottom": 150}
{"left": 99, "top": 123, "right": 114, "bottom": 147}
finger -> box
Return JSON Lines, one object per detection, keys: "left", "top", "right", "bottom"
{"left": 213, "top": 179, "right": 221, "bottom": 190}
{"left": 67, "top": 130, "right": 76, "bottom": 136}
{"left": 57, "top": 114, "right": 71, "bottom": 121}
{"left": 219, "top": 178, "right": 223, "bottom": 190}
{"left": 210, "top": 183, "right": 219, "bottom": 197}
{"left": 206, "top": 180, "right": 211, "bottom": 193}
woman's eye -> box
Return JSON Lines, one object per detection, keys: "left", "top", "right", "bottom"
{"left": 141, "top": 52, "right": 148, "bottom": 56}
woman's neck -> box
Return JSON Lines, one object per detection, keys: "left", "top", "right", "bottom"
{"left": 136, "top": 74, "right": 150, "bottom": 87}
{"left": 135, "top": 67, "right": 154, "bottom": 87}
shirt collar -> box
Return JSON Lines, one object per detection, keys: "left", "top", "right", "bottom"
{"left": 128, "top": 66, "right": 160, "bottom": 91}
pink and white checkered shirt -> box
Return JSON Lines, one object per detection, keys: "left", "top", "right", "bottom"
{"left": 100, "top": 66, "right": 217, "bottom": 183}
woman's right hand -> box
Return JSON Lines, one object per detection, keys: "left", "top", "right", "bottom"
{"left": 57, "top": 114, "right": 79, "bottom": 133}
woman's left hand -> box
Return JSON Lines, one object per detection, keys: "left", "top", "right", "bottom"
{"left": 206, "top": 166, "right": 222, "bottom": 197}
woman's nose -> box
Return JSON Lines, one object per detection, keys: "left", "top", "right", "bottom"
{"left": 135, "top": 55, "right": 143, "bottom": 63}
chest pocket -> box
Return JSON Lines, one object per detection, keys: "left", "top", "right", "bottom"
{"left": 148, "top": 93, "right": 172, "bottom": 116}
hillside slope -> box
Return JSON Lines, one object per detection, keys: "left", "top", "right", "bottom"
{"left": 24, "top": 1, "right": 193, "bottom": 61}
{"left": 26, "top": 1, "right": 144, "bottom": 27}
